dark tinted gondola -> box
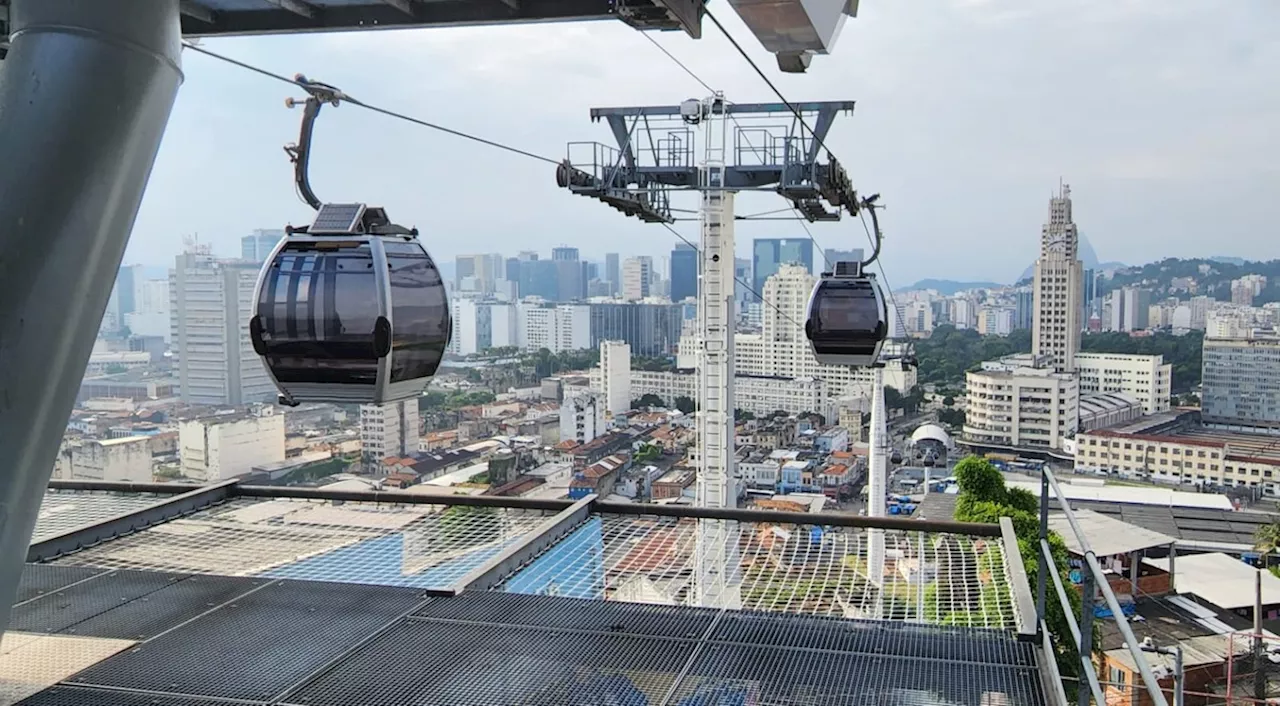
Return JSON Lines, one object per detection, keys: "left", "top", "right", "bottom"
{"left": 250, "top": 202, "right": 450, "bottom": 406}
{"left": 804, "top": 261, "right": 889, "bottom": 367}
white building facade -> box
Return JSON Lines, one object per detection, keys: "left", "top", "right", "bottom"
{"left": 179, "top": 406, "right": 285, "bottom": 481}
{"left": 360, "top": 400, "right": 421, "bottom": 470}
{"left": 964, "top": 354, "right": 1080, "bottom": 451}
{"left": 599, "top": 340, "right": 632, "bottom": 416}
{"left": 1074, "top": 352, "right": 1173, "bottom": 415}
{"left": 170, "top": 248, "right": 274, "bottom": 405}
{"left": 559, "top": 390, "right": 607, "bottom": 444}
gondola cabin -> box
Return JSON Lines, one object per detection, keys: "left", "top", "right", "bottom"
{"left": 250, "top": 203, "right": 451, "bottom": 406}
{"left": 804, "top": 261, "right": 889, "bottom": 367}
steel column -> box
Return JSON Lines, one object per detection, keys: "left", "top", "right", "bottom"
{"left": 0, "top": 0, "right": 183, "bottom": 636}
{"left": 1078, "top": 568, "right": 1096, "bottom": 706}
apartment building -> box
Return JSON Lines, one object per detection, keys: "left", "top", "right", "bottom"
{"left": 179, "top": 406, "right": 285, "bottom": 481}
{"left": 964, "top": 354, "right": 1079, "bottom": 450}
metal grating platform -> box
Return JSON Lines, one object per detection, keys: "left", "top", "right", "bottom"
{"left": 14, "top": 565, "right": 106, "bottom": 605}
{"left": 9, "top": 577, "right": 1045, "bottom": 706}
{"left": 52, "top": 497, "right": 553, "bottom": 591}
{"left": 62, "top": 579, "right": 425, "bottom": 702}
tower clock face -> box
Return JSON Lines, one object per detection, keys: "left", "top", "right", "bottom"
{"left": 1046, "top": 234, "right": 1069, "bottom": 252}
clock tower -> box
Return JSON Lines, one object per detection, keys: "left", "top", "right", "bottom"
{"left": 1032, "top": 182, "right": 1083, "bottom": 373}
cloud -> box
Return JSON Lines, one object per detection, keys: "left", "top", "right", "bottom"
{"left": 123, "top": 0, "right": 1278, "bottom": 288}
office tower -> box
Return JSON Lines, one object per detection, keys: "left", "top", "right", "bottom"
{"left": 1202, "top": 336, "right": 1280, "bottom": 432}
{"left": 752, "top": 238, "right": 813, "bottom": 295}
{"left": 1031, "top": 183, "right": 1083, "bottom": 373}
{"left": 455, "top": 255, "right": 477, "bottom": 289}
{"left": 552, "top": 249, "right": 586, "bottom": 301}
{"left": 518, "top": 259, "right": 559, "bottom": 300}
{"left": 670, "top": 243, "right": 698, "bottom": 303}
{"left": 589, "top": 302, "right": 684, "bottom": 356}
{"left": 1082, "top": 268, "right": 1098, "bottom": 328}
{"left": 240, "top": 229, "right": 285, "bottom": 263}
{"left": 621, "top": 256, "right": 652, "bottom": 301}
{"left": 605, "top": 253, "right": 620, "bottom": 295}
{"left": 1014, "top": 288, "right": 1034, "bottom": 330}
{"left": 552, "top": 246, "right": 580, "bottom": 262}
{"left": 169, "top": 246, "right": 274, "bottom": 405}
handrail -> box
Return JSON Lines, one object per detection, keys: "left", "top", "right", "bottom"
{"left": 1040, "top": 467, "right": 1170, "bottom": 706}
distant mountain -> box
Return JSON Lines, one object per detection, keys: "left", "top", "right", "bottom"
{"left": 899, "top": 279, "right": 1005, "bottom": 295}
{"left": 1017, "top": 233, "right": 1117, "bottom": 281}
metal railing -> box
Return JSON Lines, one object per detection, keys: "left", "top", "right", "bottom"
{"left": 1037, "top": 467, "right": 1170, "bottom": 706}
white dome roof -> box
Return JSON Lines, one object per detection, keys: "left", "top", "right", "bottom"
{"left": 911, "top": 423, "right": 953, "bottom": 448}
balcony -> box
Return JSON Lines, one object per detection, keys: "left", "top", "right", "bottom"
{"left": 8, "top": 481, "right": 1053, "bottom": 706}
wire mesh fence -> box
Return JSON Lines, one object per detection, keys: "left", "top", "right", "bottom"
{"left": 32, "top": 490, "right": 173, "bottom": 543}
{"left": 500, "top": 512, "right": 1019, "bottom": 628}
{"left": 50, "top": 496, "right": 553, "bottom": 590}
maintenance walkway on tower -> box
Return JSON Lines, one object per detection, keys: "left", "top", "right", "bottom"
{"left": 3, "top": 480, "right": 1052, "bottom": 706}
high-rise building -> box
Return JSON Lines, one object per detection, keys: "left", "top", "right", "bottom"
{"left": 1082, "top": 268, "right": 1100, "bottom": 327}
{"left": 670, "top": 243, "right": 697, "bottom": 303}
{"left": 733, "top": 257, "right": 752, "bottom": 318}
{"left": 1031, "top": 183, "right": 1083, "bottom": 373}
{"left": 621, "top": 257, "right": 652, "bottom": 301}
{"left": 516, "top": 302, "right": 591, "bottom": 353}
{"left": 752, "top": 238, "right": 813, "bottom": 294}
{"left": 604, "top": 253, "right": 620, "bottom": 296}
{"left": 600, "top": 340, "right": 632, "bottom": 416}
{"left": 551, "top": 246, "right": 580, "bottom": 262}
{"left": 589, "top": 302, "right": 684, "bottom": 356}
{"left": 169, "top": 248, "right": 274, "bottom": 405}
{"left": 360, "top": 401, "right": 420, "bottom": 471}
{"left": 1202, "top": 336, "right": 1280, "bottom": 432}
{"left": 1014, "top": 288, "right": 1034, "bottom": 330}
{"left": 240, "top": 229, "right": 285, "bottom": 263}
{"left": 735, "top": 264, "right": 916, "bottom": 397}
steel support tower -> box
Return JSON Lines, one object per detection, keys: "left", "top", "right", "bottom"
{"left": 866, "top": 364, "right": 888, "bottom": 616}
{"left": 558, "top": 95, "right": 860, "bottom": 607}
{"left": 0, "top": 0, "right": 185, "bottom": 636}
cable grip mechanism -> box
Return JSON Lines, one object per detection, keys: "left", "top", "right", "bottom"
{"left": 283, "top": 74, "right": 349, "bottom": 211}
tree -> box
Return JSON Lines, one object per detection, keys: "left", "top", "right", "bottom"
{"left": 104, "top": 364, "right": 129, "bottom": 375}
{"left": 1255, "top": 522, "right": 1280, "bottom": 569}
{"left": 735, "top": 409, "right": 756, "bottom": 421}
{"left": 942, "top": 396, "right": 955, "bottom": 407}
{"left": 951, "top": 455, "right": 1094, "bottom": 682}
{"left": 635, "top": 443, "right": 662, "bottom": 463}
{"left": 674, "top": 396, "right": 697, "bottom": 414}
{"left": 938, "top": 408, "right": 965, "bottom": 428}
{"left": 632, "top": 393, "right": 665, "bottom": 410}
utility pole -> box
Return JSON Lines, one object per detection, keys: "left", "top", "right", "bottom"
{"left": 1256, "top": 568, "right": 1266, "bottom": 703}
{"left": 557, "top": 96, "right": 859, "bottom": 608}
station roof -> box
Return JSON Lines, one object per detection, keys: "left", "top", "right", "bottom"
{"left": 1047, "top": 509, "right": 1175, "bottom": 557}
{"left": 6, "top": 482, "right": 1050, "bottom": 706}
{"left": 0, "top": 0, "right": 704, "bottom": 61}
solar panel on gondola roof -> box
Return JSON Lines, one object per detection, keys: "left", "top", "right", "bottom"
{"left": 311, "top": 203, "right": 365, "bottom": 233}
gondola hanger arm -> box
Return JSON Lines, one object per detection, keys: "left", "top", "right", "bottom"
{"left": 283, "top": 74, "right": 350, "bottom": 212}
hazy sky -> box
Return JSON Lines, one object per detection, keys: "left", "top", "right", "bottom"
{"left": 126, "top": 0, "right": 1278, "bottom": 288}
